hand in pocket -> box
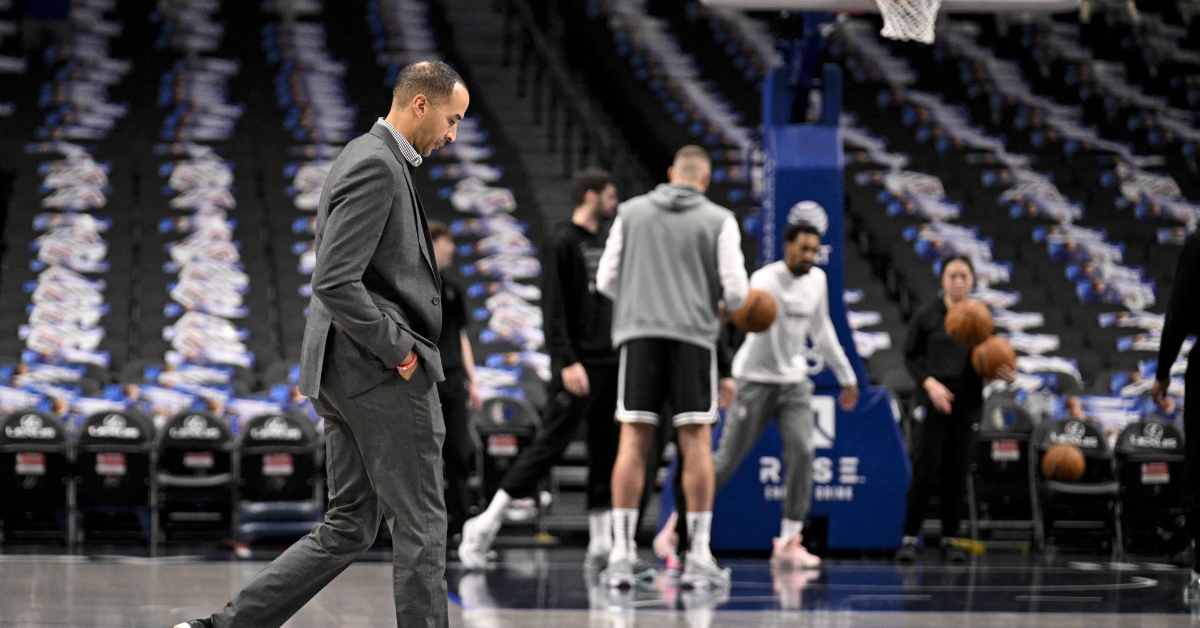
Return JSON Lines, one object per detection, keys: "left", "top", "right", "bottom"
{"left": 396, "top": 351, "right": 419, "bottom": 381}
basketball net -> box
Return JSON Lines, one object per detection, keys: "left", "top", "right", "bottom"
{"left": 874, "top": 0, "right": 942, "bottom": 43}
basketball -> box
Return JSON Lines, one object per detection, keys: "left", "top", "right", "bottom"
{"left": 730, "top": 288, "right": 778, "bottom": 333}
{"left": 971, "top": 335, "right": 1016, "bottom": 379}
{"left": 1041, "top": 444, "right": 1086, "bottom": 482}
{"left": 944, "top": 299, "right": 993, "bottom": 346}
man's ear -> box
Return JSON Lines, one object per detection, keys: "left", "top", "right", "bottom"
{"left": 412, "top": 94, "right": 427, "bottom": 117}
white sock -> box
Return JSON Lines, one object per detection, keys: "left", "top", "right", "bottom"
{"left": 480, "top": 489, "right": 512, "bottom": 527}
{"left": 611, "top": 508, "right": 638, "bottom": 558}
{"left": 780, "top": 519, "right": 803, "bottom": 542}
{"left": 686, "top": 511, "right": 713, "bottom": 558}
{"left": 588, "top": 510, "right": 612, "bottom": 554}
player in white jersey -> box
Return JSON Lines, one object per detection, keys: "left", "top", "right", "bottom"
{"left": 655, "top": 221, "right": 858, "bottom": 569}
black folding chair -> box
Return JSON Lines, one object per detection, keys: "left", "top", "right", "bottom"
{"left": 0, "top": 410, "right": 72, "bottom": 546}
{"left": 236, "top": 413, "right": 322, "bottom": 546}
{"left": 1032, "top": 418, "right": 1123, "bottom": 557}
{"left": 1115, "top": 419, "right": 1187, "bottom": 556}
{"left": 155, "top": 412, "right": 237, "bottom": 545}
{"left": 968, "top": 391, "right": 1039, "bottom": 546}
{"left": 75, "top": 410, "right": 156, "bottom": 547}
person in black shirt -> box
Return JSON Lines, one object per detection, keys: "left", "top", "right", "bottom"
{"left": 1151, "top": 230, "right": 1200, "bottom": 603}
{"left": 459, "top": 169, "right": 624, "bottom": 571}
{"left": 896, "top": 255, "right": 1012, "bottom": 563}
{"left": 430, "top": 222, "right": 481, "bottom": 543}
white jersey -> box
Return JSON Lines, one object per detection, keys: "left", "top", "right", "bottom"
{"left": 731, "top": 262, "right": 856, "bottom": 386}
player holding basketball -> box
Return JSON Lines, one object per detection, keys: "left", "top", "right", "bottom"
{"left": 896, "top": 255, "right": 1012, "bottom": 563}
{"left": 654, "top": 218, "right": 859, "bottom": 570}
{"left": 595, "top": 145, "right": 748, "bottom": 590}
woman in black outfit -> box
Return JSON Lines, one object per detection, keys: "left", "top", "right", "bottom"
{"left": 896, "top": 255, "right": 1010, "bottom": 562}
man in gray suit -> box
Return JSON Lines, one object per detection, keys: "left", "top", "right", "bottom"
{"left": 177, "top": 60, "right": 469, "bottom": 628}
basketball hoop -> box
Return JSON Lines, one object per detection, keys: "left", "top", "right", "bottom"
{"left": 875, "top": 0, "right": 942, "bottom": 43}
{"left": 700, "top": 0, "right": 1081, "bottom": 44}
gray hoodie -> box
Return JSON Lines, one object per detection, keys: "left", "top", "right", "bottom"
{"left": 596, "top": 184, "right": 748, "bottom": 350}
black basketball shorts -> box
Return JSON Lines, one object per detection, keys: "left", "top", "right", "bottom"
{"left": 616, "top": 337, "right": 717, "bottom": 427}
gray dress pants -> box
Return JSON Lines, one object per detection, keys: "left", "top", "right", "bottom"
{"left": 713, "top": 379, "right": 816, "bottom": 522}
{"left": 210, "top": 364, "right": 448, "bottom": 628}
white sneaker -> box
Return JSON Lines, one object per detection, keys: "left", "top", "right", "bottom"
{"left": 584, "top": 545, "right": 609, "bottom": 572}
{"left": 770, "top": 535, "right": 821, "bottom": 569}
{"left": 771, "top": 564, "right": 820, "bottom": 610}
{"left": 680, "top": 552, "right": 732, "bottom": 591}
{"left": 601, "top": 552, "right": 637, "bottom": 590}
{"left": 458, "top": 515, "right": 498, "bottom": 570}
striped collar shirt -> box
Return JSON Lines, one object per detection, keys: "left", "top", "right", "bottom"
{"left": 375, "top": 117, "right": 422, "bottom": 168}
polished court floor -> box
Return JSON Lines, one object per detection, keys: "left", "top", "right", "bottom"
{"left": 2, "top": 548, "right": 1199, "bottom": 627}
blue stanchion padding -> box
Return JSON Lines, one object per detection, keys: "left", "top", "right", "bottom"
{"left": 762, "top": 121, "right": 867, "bottom": 393}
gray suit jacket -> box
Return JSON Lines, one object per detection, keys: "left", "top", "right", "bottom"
{"left": 298, "top": 124, "right": 445, "bottom": 399}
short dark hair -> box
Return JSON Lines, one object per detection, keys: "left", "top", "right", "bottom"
{"left": 785, "top": 222, "right": 821, "bottom": 243}
{"left": 393, "top": 60, "right": 464, "bottom": 105}
{"left": 940, "top": 254, "right": 975, "bottom": 279}
{"left": 573, "top": 168, "right": 613, "bottom": 205}
{"left": 428, "top": 221, "right": 451, "bottom": 242}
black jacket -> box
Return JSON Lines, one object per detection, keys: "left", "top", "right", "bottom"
{"left": 1157, "top": 231, "right": 1200, "bottom": 381}
{"left": 904, "top": 298, "right": 984, "bottom": 412}
{"left": 542, "top": 221, "right": 616, "bottom": 367}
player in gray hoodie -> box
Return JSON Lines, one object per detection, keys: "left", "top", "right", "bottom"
{"left": 596, "top": 145, "right": 749, "bottom": 590}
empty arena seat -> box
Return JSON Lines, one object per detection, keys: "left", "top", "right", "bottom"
{"left": 1114, "top": 419, "right": 1187, "bottom": 555}
{"left": 156, "top": 412, "right": 236, "bottom": 543}
{"left": 236, "top": 412, "right": 322, "bottom": 545}
{"left": 0, "top": 410, "right": 71, "bottom": 545}
{"left": 75, "top": 410, "right": 155, "bottom": 546}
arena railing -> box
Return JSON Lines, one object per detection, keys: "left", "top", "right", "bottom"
{"left": 496, "top": 0, "right": 652, "bottom": 194}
